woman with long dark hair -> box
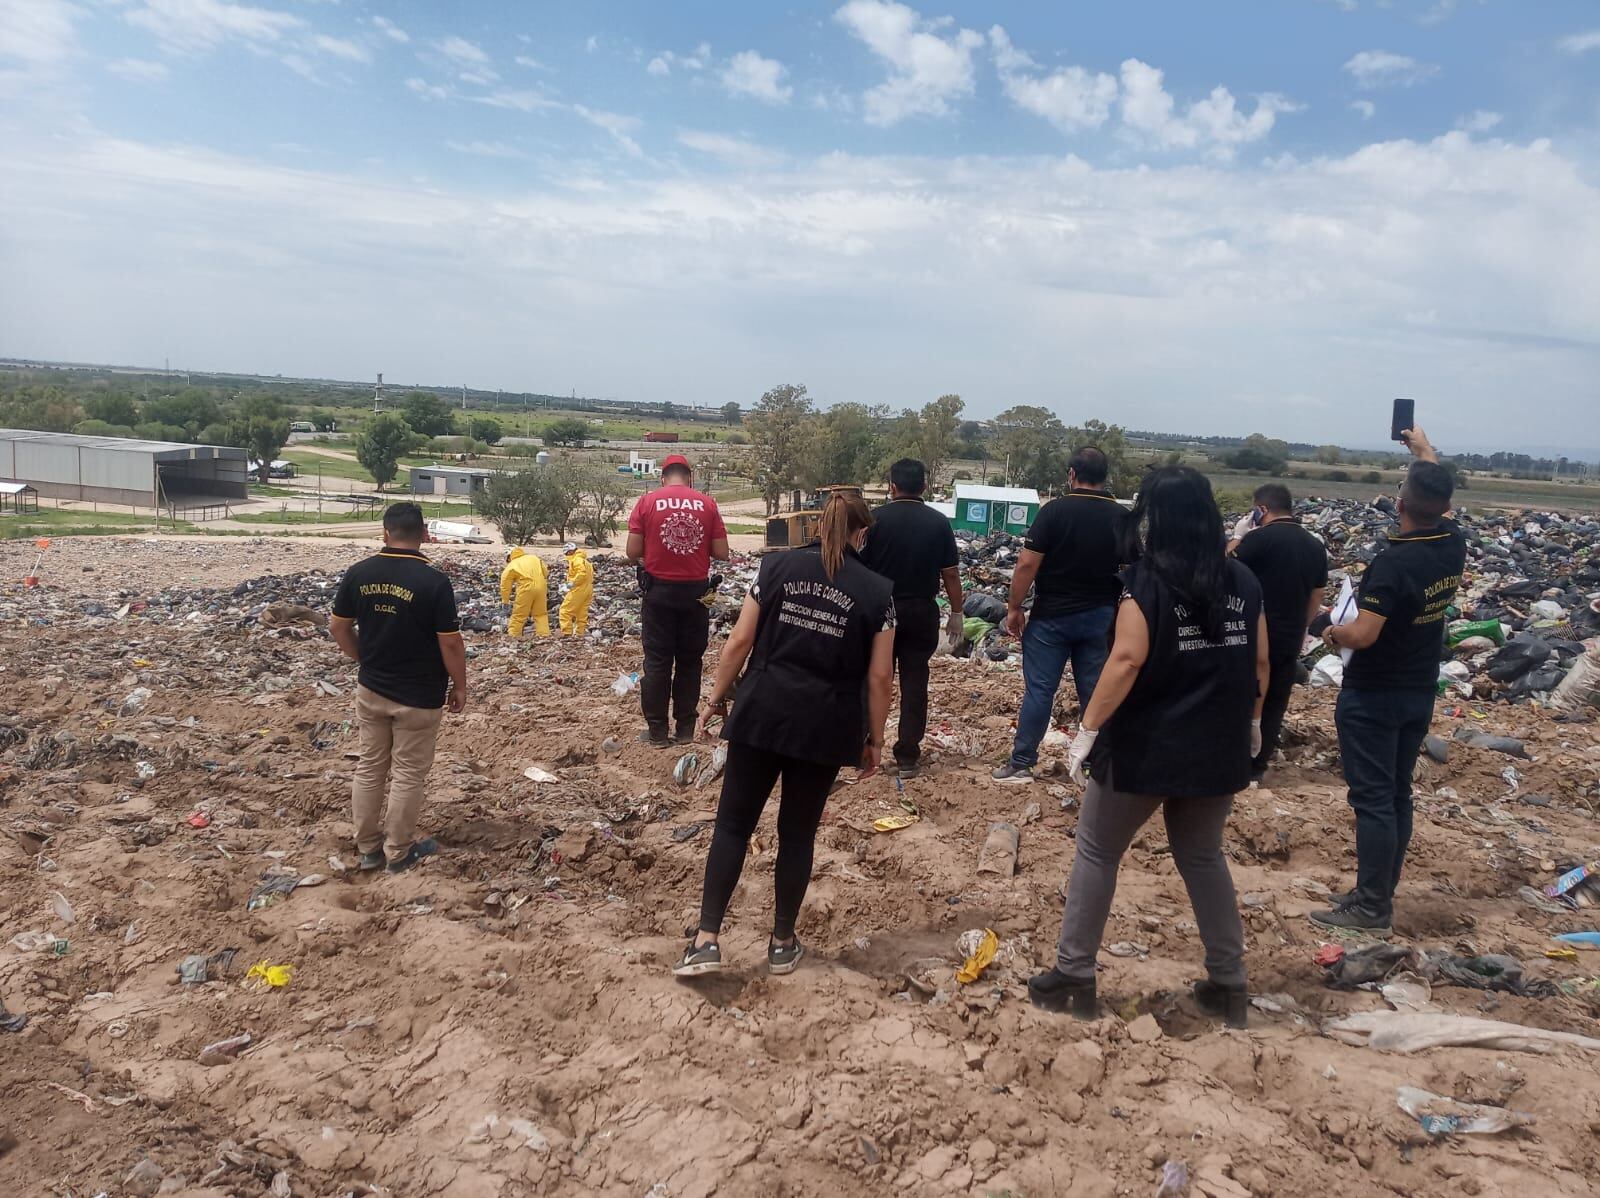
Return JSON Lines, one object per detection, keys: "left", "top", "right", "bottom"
{"left": 674, "top": 492, "right": 896, "bottom": 977}
{"left": 1029, "top": 466, "right": 1269, "bottom": 1027}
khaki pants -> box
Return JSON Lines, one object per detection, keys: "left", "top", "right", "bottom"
{"left": 352, "top": 685, "right": 444, "bottom": 863}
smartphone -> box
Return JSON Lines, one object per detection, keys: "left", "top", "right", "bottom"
{"left": 1391, "top": 398, "right": 1415, "bottom": 443}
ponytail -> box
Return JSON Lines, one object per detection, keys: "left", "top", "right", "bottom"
{"left": 817, "top": 492, "right": 874, "bottom": 580}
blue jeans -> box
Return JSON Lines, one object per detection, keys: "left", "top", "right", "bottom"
{"left": 1009, "top": 607, "right": 1114, "bottom": 770}
{"left": 1336, "top": 687, "right": 1435, "bottom": 919}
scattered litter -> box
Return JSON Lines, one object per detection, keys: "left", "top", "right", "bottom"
{"left": 872, "top": 813, "right": 919, "bottom": 833}
{"left": 1553, "top": 932, "right": 1600, "bottom": 948}
{"left": 955, "top": 928, "right": 999, "bottom": 985}
{"left": 1154, "top": 1159, "right": 1190, "bottom": 1197}
{"left": 245, "top": 961, "right": 294, "bottom": 990}
{"left": 177, "top": 948, "right": 239, "bottom": 985}
{"left": 611, "top": 672, "right": 640, "bottom": 696}
{"left": 49, "top": 892, "right": 75, "bottom": 925}
{"left": 671, "top": 822, "right": 705, "bottom": 843}
{"left": 1396, "top": 1086, "right": 1533, "bottom": 1138}
{"left": 198, "top": 1032, "right": 252, "bottom": 1065}
{"left": 0, "top": 996, "right": 27, "bottom": 1033}
{"left": 523, "top": 766, "right": 560, "bottom": 784}
{"left": 247, "top": 874, "right": 300, "bottom": 911}
{"left": 672, "top": 754, "right": 698, "bottom": 786}
{"left": 1327, "top": 1010, "right": 1600, "bottom": 1055}
{"left": 975, "top": 822, "right": 1020, "bottom": 876}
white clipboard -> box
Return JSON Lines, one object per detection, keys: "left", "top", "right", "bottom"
{"left": 1330, "top": 575, "right": 1359, "bottom": 665}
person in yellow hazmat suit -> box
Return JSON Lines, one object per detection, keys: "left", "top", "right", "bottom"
{"left": 559, "top": 542, "right": 594, "bottom": 636}
{"left": 500, "top": 547, "right": 550, "bottom": 638}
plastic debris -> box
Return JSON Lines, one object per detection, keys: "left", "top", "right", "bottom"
{"left": 610, "top": 671, "right": 640, "bottom": 696}
{"left": 1546, "top": 861, "right": 1600, "bottom": 900}
{"left": 872, "top": 813, "right": 919, "bottom": 833}
{"left": 49, "top": 891, "right": 75, "bottom": 925}
{"left": 975, "top": 822, "right": 1020, "bottom": 876}
{"left": 177, "top": 948, "right": 239, "bottom": 985}
{"left": 1154, "top": 1159, "right": 1190, "bottom": 1197}
{"left": 1327, "top": 1009, "right": 1600, "bottom": 1054}
{"left": 198, "top": 1032, "right": 252, "bottom": 1065}
{"left": 1553, "top": 932, "right": 1600, "bottom": 948}
{"left": 0, "top": 996, "right": 28, "bottom": 1033}
{"left": 245, "top": 961, "right": 294, "bottom": 989}
{"left": 246, "top": 874, "right": 300, "bottom": 911}
{"left": 523, "top": 766, "right": 560, "bottom": 784}
{"left": 672, "top": 754, "right": 698, "bottom": 786}
{"left": 955, "top": 928, "right": 999, "bottom": 985}
{"left": 1396, "top": 1086, "right": 1533, "bottom": 1138}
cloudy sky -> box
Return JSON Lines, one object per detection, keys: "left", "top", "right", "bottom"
{"left": 1, "top": 0, "right": 1597, "bottom": 453}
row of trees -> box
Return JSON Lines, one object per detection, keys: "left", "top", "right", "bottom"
{"left": 470, "top": 462, "right": 634, "bottom": 544}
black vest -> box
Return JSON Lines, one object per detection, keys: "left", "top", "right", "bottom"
{"left": 723, "top": 544, "right": 896, "bottom": 767}
{"left": 1091, "top": 559, "right": 1263, "bottom": 797}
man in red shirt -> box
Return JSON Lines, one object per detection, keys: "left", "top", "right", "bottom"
{"left": 627, "top": 455, "right": 730, "bottom": 745}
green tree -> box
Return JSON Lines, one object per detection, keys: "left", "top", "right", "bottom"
{"left": 748, "top": 383, "right": 815, "bottom": 515}
{"left": 801, "top": 402, "right": 882, "bottom": 488}
{"left": 542, "top": 460, "right": 587, "bottom": 540}
{"left": 468, "top": 416, "right": 504, "bottom": 445}
{"left": 135, "top": 422, "right": 187, "bottom": 442}
{"left": 230, "top": 397, "right": 292, "bottom": 482}
{"left": 84, "top": 394, "right": 139, "bottom": 427}
{"left": 541, "top": 418, "right": 590, "bottom": 447}
{"left": 355, "top": 412, "right": 417, "bottom": 491}
{"left": 720, "top": 401, "right": 742, "bottom": 427}
{"left": 73, "top": 419, "right": 136, "bottom": 438}
{"left": 913, "top": 394, "right": 964, "bottom": 488}
{"left": 474, "top": 468, "right": 551, "bottom": 545}
{"left": 1440, "top": 458, "right": 1470, "bottom": 490}
{"left": 992, "top": 405, "right": 1068, "bottom": 491}
{"left": 1224, "top": 433, "right": 1289, "bottom": 476}
{"left": 402, "top": 392, "right": 457, "bottom": 438}
{"left": 308, "top": 408, "right": 339, "bottom": 432}
{"left": 575, "top": 467, "right": 635, "bottom": 544}
{"left": 1316, "top": 444, "right": 1342, "bottom": 465}
{"left": 953, "top": 419, "right": 988, "bottom": 461}
{"left": 660, "top": 400, "right": 677, "bottom": 421}
{"left": 1064, "top": 418, "right": 1138, "bottom": 496}
{"left": 144, "top": 389, "right": 220, "bottom": 439}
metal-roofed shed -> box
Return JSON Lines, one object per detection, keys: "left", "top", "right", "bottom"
{"left": 0, "top": 429, "right": 249, "bottom": 510}
{"left": 951, "top": 482, "right": 1042, "bottom": 535}
{"left": 0, "top": 481, "right": 40, "bottom": 515}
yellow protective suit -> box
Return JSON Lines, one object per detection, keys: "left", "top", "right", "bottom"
{"left": 559, "top": 549, "right": 594, "bottom": 636}
{"left": 500, "top": 548, "right": 549, "bottom": 638}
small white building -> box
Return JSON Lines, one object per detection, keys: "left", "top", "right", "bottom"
{"left": 950, "top": 482, "right": 1042, "bottom": 535}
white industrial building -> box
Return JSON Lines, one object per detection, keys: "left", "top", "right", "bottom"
{"left": 0, "top": 429, "right": 250, "bottom": 508}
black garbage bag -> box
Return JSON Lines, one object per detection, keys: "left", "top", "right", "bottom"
{"left": 963, "top": 593, "right": 1008, "bottom": 624}
{"left": 1508, "top": 665, "right": 1565, "bottom": 696}
{"left": 1486, "top": 637, "right": 1551, "bottom": 683}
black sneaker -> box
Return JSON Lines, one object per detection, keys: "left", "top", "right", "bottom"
{"left": 895, "top": 759, "right": 920, "bottom": 781}
{"left": 1309, "top": 903, "right": 1392, "bottom": 937}
{"left": 991, "top": 764, "right": 1034, "bottom": 785}
{"left": 386, "top": 838, "right": 440, "bottom": 874}
{"left": 637, "top": 728, "right": 671, "bottom": 749}
{"left": 768, "top": 937, "right": 805, "bottom": 975}
{"left": 356, "top": 850, "right": 385, "bottom": 872}
{"left": 672, "top": 727, "right": 695, "bottom": 745}
{"left": 672, "top": 941, "right": 723, "bottom": 977}
{"left": 1027, "top": 969, "right": 1097, "bottom": 1018}
{"left": 1193, "top": 979, "right": 1249, "bottom": 1029}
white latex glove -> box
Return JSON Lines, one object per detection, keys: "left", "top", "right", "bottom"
{"left": 1067, "top": 727, "right": 1099, "bottom": 787}
{"left": 1250, "top": 719, "right": 1263, "bottom": 758}
{"left": 945, "top": 611, "right": 965, "bottom": 642}
{"left": 1231, "top": 510, "right": 1260, "bottom": 541}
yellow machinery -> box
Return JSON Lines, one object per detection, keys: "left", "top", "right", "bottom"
{"left": 763, "top": 485, "right": 865, "bottom": 549}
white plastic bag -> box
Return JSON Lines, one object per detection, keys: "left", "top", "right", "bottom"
{"left": 1552, "top": 639, "right": 1600, "bottom": 712}
{"left": 1311, "top": 655, "right": 1344, "bottom": 689}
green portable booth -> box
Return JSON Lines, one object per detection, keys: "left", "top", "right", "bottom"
{"left": 950, "top": 483, "right": 1041, "bottom": 535}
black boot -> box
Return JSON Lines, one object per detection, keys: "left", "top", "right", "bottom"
{"left": 1193, "top": 979, "right": 1249, "bottom": 1029}
{"left": 1028, "top": 968, "right": 1097, "bottom": 1019}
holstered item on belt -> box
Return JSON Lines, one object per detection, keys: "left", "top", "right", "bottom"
{"left": 637, "top": 567, "right": 653, "bottom": 595}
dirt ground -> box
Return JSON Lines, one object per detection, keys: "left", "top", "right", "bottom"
{"left": 2, "top": 537, "right": 1599, "bottom": 1198}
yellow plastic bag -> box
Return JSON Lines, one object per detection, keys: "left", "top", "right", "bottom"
{"left": 872, "top": 813, "right": 920, "bottom": 833}
{"left": 956, "top": 929, "right": 999, "bottom": 985}
{"left": 245, "top": 961, "right": 294, "bottom": 989}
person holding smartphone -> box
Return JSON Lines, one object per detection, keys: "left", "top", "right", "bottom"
{"left": 1312, "top": 426, "right": 1465, "bottom": 936}
{"left": 674, "top": 492, "right": 896, "bottom": 978}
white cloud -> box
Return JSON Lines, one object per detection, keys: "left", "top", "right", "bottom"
{"left": 1457, "top": 110, "right": 1501, "bottom": 133}
{"left": 473, "top": 88, "right": 559, "bottom": 113}
{"left": 310, "top": 34, "right": 370, "bottom": 63}
{"left": 0, "top": 0, "right": 83, "bottom": 69}
{"left": 513, "top": 54, "right": 543, "bottom": 70}
{"left": 1351, "top": 99, "right": 1376, "bottom": 119}
{"left": 404, "top": 76, "right": 452, "bottom": 102}
{"left": 126, "top": 0, "right": 303, "bottom": 53}
{"left": 371, "top": 16, "right": 408, "bottom": 44}
{"left": 835, "top": 0, "right": 983, "bottom": 125}
{"left": 436, "top": 35, "right": 489, "bottom": 66}
{"left": 573, "top": 105, "right": 643, "bottom": 157}
{"left": 1343, "top": 49, "right": 1439, "bottom": 89}
{"left": 585, "top": 35, "right": 599, "bottom": 53}
{"left": 1557, "top": 30, "right": 1600, "bottom": 55}
{"left": 446, "top": 139, "right": 527, "bottom": 160}
{"left": 721, "top": 49, "right": 791, "bottom": 104}
{"left": 1118, "top": 59, "right": 1296, "bottom": 156}
{"left": 989, "top": 25, "right": 1116, "bottom": 133}
{"left": 648, "top": 45, "right": 709, "bottom": 77}
{"left": 108, "top": 57, "right": 170, "bottom": 82}
{"left": 3, "top": 130, "right": 1596, "bottom": 447}
{"left": 677, "top": 129, "right": 781, "bottom": 168}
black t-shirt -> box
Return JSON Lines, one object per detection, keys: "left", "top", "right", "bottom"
{"left": 1234, "top": 519, "right": 1329, "bottom": 659}
{"left": 861, "top": 497, "right": 959, "bottom": 600}
{"left": 1344, "top": 521, "right": 1467, "bottom": 692}
{"left": 331, "top": 548, "right": 461, "bottom": 708}
{"left": 722, "top": 544, "right": 897, "bottom": 767}
{"left": 1024, "top": 491, "right": 1130, "bottom": 619}
{"left": 1091, "top": 559, "right": 1263, "bottom": 798}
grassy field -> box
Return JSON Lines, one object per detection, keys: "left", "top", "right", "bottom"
{"left": 1194, "top": 462, "right": 1600, "bottom": 514}
{"left": 277, "top": 449, "right": 407, "bottom": 486}
{"left": 1, "top": 509, "right": 197, "bottom": 539}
